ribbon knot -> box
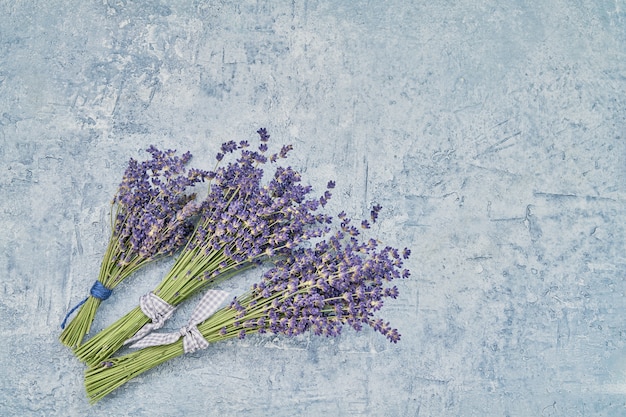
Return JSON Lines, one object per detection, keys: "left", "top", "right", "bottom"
{"left": 123, "top": 292, "right": 177, "bottom": 345}
{"left": 178, "top": 327, "right": 190, "bottom": 338}
{"left": 179, "top": 324, "right": 209, "bottom": 354}
{"left": 126, "top": 290, "right": 229, "bottom": 353}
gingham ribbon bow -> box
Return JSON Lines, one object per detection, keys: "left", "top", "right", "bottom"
{"left": 127, "top": 290, "right": 229, "bottom": 353}
{"left": 123, "top": 292, "right": 177, "bottom": 346}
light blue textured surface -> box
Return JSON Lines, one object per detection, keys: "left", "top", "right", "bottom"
{"left": 1, "top": 1, "right": 625, "bottom": 416}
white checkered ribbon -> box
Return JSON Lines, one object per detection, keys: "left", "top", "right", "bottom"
{"left": 123, "top": 292, "right": 177, "bottom": 346}
{"left": 126, "top": 290, "right": 229, "bottom": 354}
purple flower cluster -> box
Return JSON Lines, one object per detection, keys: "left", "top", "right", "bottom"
{"left": 82, "top": 139, "right": 413, "bottom": 402}
{"left": 59, "top": 147, "right": 208, "bottom": 348}
{"left": 181, "top": 129, "right": 331, "bottom": 283}
{"left": 73, "top": 129, "right": 334, "bottom": 366}
{"left": 221, "top": 211, "right": 411, "bottom": 343}
{"left": 113, "top": 147, "right": 208, "bottom": 264}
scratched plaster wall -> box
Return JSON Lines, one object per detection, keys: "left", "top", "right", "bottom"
{"left": 1, "top": 1, "right": 625, "bottom": 416}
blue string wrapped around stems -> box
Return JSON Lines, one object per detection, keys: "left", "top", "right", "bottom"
{"left": 61, "top": 281, "right": 113, "bottom": 329}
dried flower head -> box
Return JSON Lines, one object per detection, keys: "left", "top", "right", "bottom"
{"left": 75, "top": 129, "right": 333, "bottom": 365}
{"left": 60, "top": 147, "right": 208, "bottom": 348}
{"left": 113, "top": 146, "right": 209, "bottom": 263}
{"left": 84, "top": 186, "right": 412, "bottom": 405}
{"left": 217, "top": 211, "right": 411, "bottom": 344}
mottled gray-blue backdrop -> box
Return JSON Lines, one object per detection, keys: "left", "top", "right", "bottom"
{"left": 1, "top": 1, "right": 625, "bottom": 416}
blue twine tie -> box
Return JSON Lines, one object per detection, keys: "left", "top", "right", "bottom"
{"left": 89, "top": 280, "right": 113, "bottom": 300}
{"left": 60, "top": 281, "right": 113, "bottom": 329}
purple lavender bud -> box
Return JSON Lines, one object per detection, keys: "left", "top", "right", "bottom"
{"left": 383, "top": 286, "right": 399, "bottom": 298}
{"left": 387, "top": 328, "right": 401, "bottom": 343}
{"left": 221, "top": 141, "right": 238, "bottom": 154}
{"left": 370, "top": 204, "right": 382, "bottom": 223}
{"left": 257, "top": 127, "right": 270, "bottom": 141}
{"left": 279, "top": 144, "right": 293, "bottom": 159}
{"left": 111, "top": 146, "right": 208, "bottom": 265}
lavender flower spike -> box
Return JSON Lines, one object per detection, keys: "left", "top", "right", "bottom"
{"left": 59, "top": 147, "right": 208, "bottom": 348}
{"left": 75, "top": 129, "right": 332, "bottom": 366}
{"left": 84, "top": 210, "right": 411, "bottom": 403}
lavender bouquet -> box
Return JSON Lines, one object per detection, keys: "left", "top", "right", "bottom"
{"left": 84, "top": 209, "right": 410, "bottom": 403}
{"left": 59, "top": 147, "right": 207, "bottom": 348}
{"left": 74, "top": 129, "right": 331, "bottom": 366}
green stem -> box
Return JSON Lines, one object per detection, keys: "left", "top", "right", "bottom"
{"left": 85, "top": 339, "right": 184, "bottom": 403}
{"left": 74, "top": 306, "right": 149, "bottom": 367}
{"left": 59, "top": 297, "right": 102, "bottom": 348}
{"left": 74, "top": 262, "right": 252, "bottom": 367}
{"left": 60, "top": 229, "right": 119, "bottom": 348}
{"left": 84, "top": 303, "right": 258, "bottom": 404}
{"left": 84, "top": 285, "right": 347, "bottom": 403}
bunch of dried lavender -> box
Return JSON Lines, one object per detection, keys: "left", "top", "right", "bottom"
{"left": 75, "top": 129, "right": 331, "bottom": 366}
{"left": 59, "top": 147, "right": 207, "bottom": 348}
{"left": 84, "top": 209, "right": 410, "bottom": 403}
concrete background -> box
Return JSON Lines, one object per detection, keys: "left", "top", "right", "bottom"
{"left": 1, "top": 1, "right": 625, "bottom": 416}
